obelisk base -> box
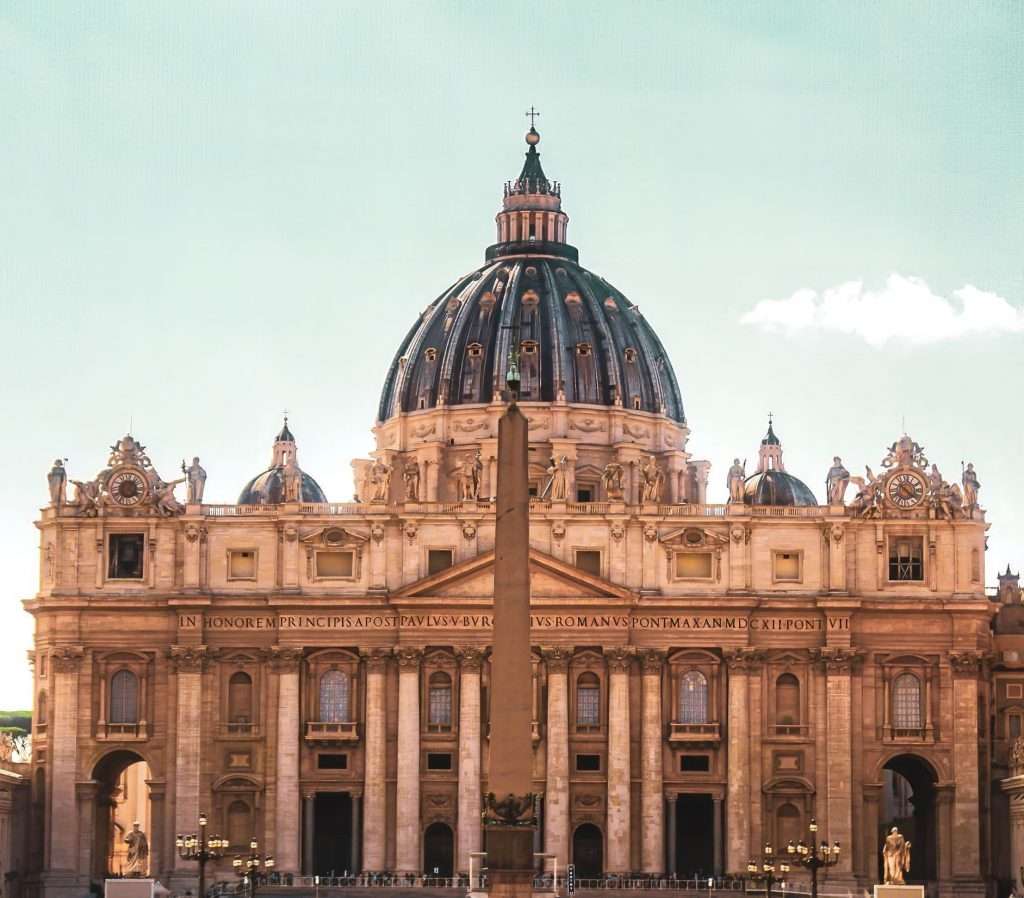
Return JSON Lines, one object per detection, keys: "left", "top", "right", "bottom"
{"left": 487, "top": 826, "right": 535, "bottom": 898}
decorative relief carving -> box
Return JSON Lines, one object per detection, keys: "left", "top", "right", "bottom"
{"left": 639, "top": 649, "right": 665, "bottom": 673}
{"left": 51, "top": 645, "right": 85, "bottom": 673}
{"left": 483, "top": 791, "right": 536, "bottom": 826}
{"left": 818, "top": 647, "right": 863, "bottom": 673}
{"left": 268, "top": 646, "right": 303, "bottom": 673}
{"left": 461, "top": 521, "right": 477, "bottom": 541}
{"left": 168, "top": 645, "right": 209, "bottom": 673}
{"left": 411, "top": 422, "right": 436, "bottom": 440}
{"left": 395, "top": 647, "right": 423, "bottom": 670}
{"left": 605, "top": 646, "right": 634, "bottom": 673}
{"left": 610, "top": 522, "right": 624, "bottom": 542}
{"left": 551, "top": 521, "right": 566, "bottom": 541}
{"left": 569, "top": 417, "right": 606, "bottom": 434}
{"left": 541, "top": 647, "right": 572, "bottom": 674}
{"left": 370, "top": 523, "right": 385, "bottom": 543}
{"left": 457, "top": 647, "right": 485, "bottom": 672}
{"left": 643, "top": 525, "right": 658, "bottom": 543}
{"left": 724, "top": 647, "right": 763, "bottom": 671}
{"left": 526, "top": 416, "right": 548, "bottom": 432}
{"left": 453, "top": 418, "right": 489, "bottom": 434}
{"left": 948, "top": 650, "right": 985, "bottom": 675}
{"left": 623, "top": 422, "right": 650, "bottom": 439}
{"left": 184, "top": 523, "right": 205, "bottom": 544}
{"left": 362, "top": 647, "right": 391, "bottom": 673}
{"left": 404, "top": 522, "right": 419, "bottom": 542}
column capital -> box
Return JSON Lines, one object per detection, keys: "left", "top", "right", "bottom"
{"left": 361, "top": 647, "right": 392, "bottom": 672}
{"left": 639, "top": 649, "right": 665, "bottom": 673}
{"left": 51, "top": 645, "right": 85, "bottom": 673}
{"left": 168, "top": 644, "right": 209, "bottom": 673}
{"left": 75, "top": 779, "right": 100, "bottom": 799}
{"left": 541, "top": 646, "right": 572, "bottom": 673}
{"left": 457, "top": 647, "right": 486, "bottom": 672}
{"left": 724, "top": 647, "right": 762, "bottom": 672}
{"left": 949, "top": 650, "right": 986, "bottom": 677}
{"left": 605, "top": 646, "right": 634, "bottom": 673}
{"left": 269, "top": 646, "right": 304, "bottom": 673}
{"left": 818, "top": 647, "right": 864, "bottom": 673}
{"left": 395, "top": 646, "right": 423, "bottom": 670}
{"left": 146, "top": 779, "right": 168, "bottom": 798}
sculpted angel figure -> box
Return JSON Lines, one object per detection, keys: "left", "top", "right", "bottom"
{"left": 727, "top": 458, "right": 746, "bottom": 503}
{"left": 882, "top": 826, "right": 911, "bottom": 885}
{"left": 71, "top": 478, "right": 102, "bottom": 517}
{"left": 124, "top": 821, "right": 149, "bottom": 877}
{"left": 826, "top": 456, "right": 850, "bottom": 504}
{"left": 849, "top": 466, "right": 882, "bottom": 518}
{"left": 601, "top": 462, "right": 625, "bottom": 500}
{"left": 153, "top": 478, "right": 186, "bottom": 516}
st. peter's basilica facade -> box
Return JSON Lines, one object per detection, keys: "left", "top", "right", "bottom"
{"left": 23, "top": 127, "right": 1024, "bottom": 898}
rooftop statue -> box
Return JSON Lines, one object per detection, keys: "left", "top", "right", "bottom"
{"left": 601, "top": 462, "right": 625, "bottom": 500}
{"left": 727, "top": 458, "right": 746, "bottom": 503}
{"left": 963, "top": 462, "right": 981, "bottom": 511}
{"left": 826, "top": 456, "right": 850, "bottom": 504}
{"left": 641, "top": 456, "right": 665, "bottom": 503}
{"left": 47, "top": 459, "right": 67, "bottom": 507}
{"left": 182, "top": 456, "right": 207, "bottom": 503}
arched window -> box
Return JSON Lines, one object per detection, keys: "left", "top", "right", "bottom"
{"left": 109, "top": 670, "right": 139, "bottom": 724}
{"left": 893, "top": 673, "right": 922, "bottom": 730}
{"left": 428, "top": 671, "right": 453, "bottom": 730}
{"left": 228, "top": 672, "right": 253, "bottom": 724}
{"left": 227, "top": 799, "right": 251, "bottom": 848}
{"left": 678, "top": 671, "right": 708, "bottom": 724}
{"left": 576, "top": 672, "right": 600, "bottom": 728}
{"left": 319, "top": 670, "right": 350, "bottom": 723}
{"left": 776, "top": 674, "right": 801, "bottom": 732}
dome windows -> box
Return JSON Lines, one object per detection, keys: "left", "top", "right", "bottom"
{"left": 466, "top": 343, "right": 483, "bottom": 359}
{"left": 521, "top": 290, "right": 540, "bottom": 308}
{"left": 425, "top": 347, "right": 438, "bottom": 363}
{"left": 576, "top": 343, "right": 592, "bottom": 357}
{"left": 480, "top": 291, "right": 496, "bottom": 310}
{"left": 521, "top": 340, "right": 539, "bottom": 355}
{"left": 565, "top": 291, "right": 582, "bottom": 306}
{"left": 525, "top": 266, "right": 538, "bottom": 279}
{"left": 624, "top": 347, "right": 638, "bottom": 364}
{"left": 604, "top": 297, "right": 618, "bottom": 313}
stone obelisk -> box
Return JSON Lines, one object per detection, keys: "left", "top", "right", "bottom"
{"left": 485, "top": 398, "right": 535, "bottom": 898}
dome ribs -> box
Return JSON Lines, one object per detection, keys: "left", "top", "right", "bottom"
{"left": 575, "top": 271, "right": 625, "bottom": 410}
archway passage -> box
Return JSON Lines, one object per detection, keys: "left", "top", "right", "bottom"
{"left": 572, "top": 823, "right": 603, "bottom": 877}
{"left": 91, "top": 750, "right": 152, "bottom": 881}
{"left": 676, "top": 794, "right": 714, "bottom": 876}
{"left": 423, "top": 822, "right": 454, "bottom": 877}
{"left": 313, "top": 792, "right": 352, "bottom": 875}
{"left": 881, "top": 754, "right": 938, "bottom": 884}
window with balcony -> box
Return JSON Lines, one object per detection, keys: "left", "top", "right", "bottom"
{"left": 679, "top": 671, "right": 708, "bottom": 724}
{"left": 108, "top": 534, "right": 144, "bottom": 579}
{"left": 892, "top": 673, "right": 923, "bottom": 733}
{"left": 320, "top": 670, "right": 351, "bottom": 723}
{"left": 428, "top": 671, "right": 453, "bottom": 731}
{"left": 109, "top": 670, "right": 139, "bottom": 727}
{"left": 575, "top": 672, "right": 600, "bottom": 730}
{"left": 889, "top": 537, "right": 924, "bottom": 582}
{"left": 227, "top": 672, "right": 254, "bottom": 733}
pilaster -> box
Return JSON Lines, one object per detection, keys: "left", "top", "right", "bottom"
{"left": 639, "top": 650, "right": 664, "bottom": 874}
{"left": 605, "top": 647, "right": 632, "bottom": 873}
{"left": 542, "top": 648, "right": 571, "bottom": 866}
{"left": 395, "top": 647, "right": 423, "bottom": 872}
{"left": 456, "top": 648, "right": 484, "bottom": 873}
{"left": 362, "top": 648, "right": 390, "bottom": 871}
{"left": 270, "top": 646, "right": 303, "bottom": 873}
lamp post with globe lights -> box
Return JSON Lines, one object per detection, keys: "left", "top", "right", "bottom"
{"left": 233, "top": 837, "right": 275, "bottom": 898}
{"left": 176, "top": 813, "right": 228, "bottom": 898}
{"left": 746, "top": 844, "right": 790, "bottom": 898}
{"left": 786, "top": 818, "right": 840, "bottom": 898}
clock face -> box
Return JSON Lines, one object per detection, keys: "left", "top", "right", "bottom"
{"left": 886, "top": 471, "right": 926, "bottom": 509}
{"left": 109, "top": 469, "right": 148, "bottom": 506}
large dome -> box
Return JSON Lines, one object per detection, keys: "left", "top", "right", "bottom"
{"left": 377, "top": 128, "right": 685, "bottom": 424}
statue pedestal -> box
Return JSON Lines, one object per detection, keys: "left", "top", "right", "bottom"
{"left": 105, "top": 880, "right": 155, "bottom": 898}
{"left": 486, "top": 826, "right": 535, "bottom": 898}
{"left": 874, "top": 886, "right": 925, "bottom": 898}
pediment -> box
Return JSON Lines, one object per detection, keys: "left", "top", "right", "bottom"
{"left": 658, "top": 526, "right": 729, "bottom": 548}
{"left": 396, "top": 548, "right": 634, "bottom": 602}
{"left": 300, "top": 526, "right": 368, "bottom": 547}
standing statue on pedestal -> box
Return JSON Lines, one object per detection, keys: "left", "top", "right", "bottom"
{"left": 826, "top": 456, "right": 850, "bottom": 504}
{"left": 546, "top": 455, "right": 569, "bottom": 500}
{"left": 369, "top": 458, "right": 392, "bottom": 502}
{"left": 403, "top": 460, "right": 420, "bottom": 501}
{"left": 640, "top": 456, "right": 665, "bottom": 503}
{"left": 282, "top": 455, "right": 302, "bottom": 502}
{"left": 182, "top": 456, "right": 207, "bottom": 503}
{"left": 962, "top": 462, "right": 981, "bottom": 511}
{"left": 727, "top": 458, "right": 746, "bottom": 503}
{"left": 601, "top": 462, "right": 625, "bottom": 500}
{"left": 123, "top": 821, "right": 149, "bottom": 877}
{"left": 47, "top": 459, "right": 68, "bottom": 507}
{"left": 452, "top": 455, "right": 481, "bottom": 501}
{"left": 882, "top": 826, "right": 911, "bottom": 885}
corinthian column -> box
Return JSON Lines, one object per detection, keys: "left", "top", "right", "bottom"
{"left": 605, "top": 647, "right": 633, "bottom": 874}
{"left": 950, "top": 651, "right": 983, "bottom": 882}
{"left": 170, "top": 645, "right": 208, "bottom": 876}
{"left": 48, "top": 647, "right": 84, "bottom": 879}
{"left": 395, "top": 647, "right": 423, "bottom": 873}
{"left": 542, "top": 648, "right": 571, "bottom": 866}
{"left": 362, "top": 648, "right": 390, "bottom": 871}
{"left": 822, "top": 649, "right": 858, "bottom": 879}
{"left": 725, "top": 650, "right": 750, "bottom": 874}
{"left": 271, "top": 647, "right": 303, "bottom": 874}
{"left": 639, "top": 650, "right": 665, "bottom": 874}
{"left": 457, "top": 648, "right": 485, "bottom": 873}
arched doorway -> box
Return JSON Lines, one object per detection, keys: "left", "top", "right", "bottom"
{"left": 92, "top": 750, "right": 152, "bottom": 880}
{"left": 423, "top": 822, "right": 454, "bottom": 876}
{"left": 881, "top": 754, "right": 937, "bottom": 883}
{"left": 572, "top": 823, "right": 603, "bottom": 877}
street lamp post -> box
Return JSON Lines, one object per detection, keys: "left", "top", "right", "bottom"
{"left": 746, "top": 843, "right": 790, "bottom": 898}
{"left": 176, "top": 813, "right": 228, "bottom": 898}
{"left": 786, "top": 818, "right": 840, "bottom": 898}
{"left": 233, "top": 837, "right": 275, "bottom": 898}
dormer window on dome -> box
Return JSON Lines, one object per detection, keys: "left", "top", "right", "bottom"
{"left": 522, "top": 290, "right": 539, "bottom": 308}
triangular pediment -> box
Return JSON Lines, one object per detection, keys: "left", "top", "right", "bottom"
{"left": 396, "top": 548, "right": 634, "bottom": 602}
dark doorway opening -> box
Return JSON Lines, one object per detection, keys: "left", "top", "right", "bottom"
{"left": 676, "top": 794, "right": 714, "bottom": 877}
{"left": 572, "top": 823, "right": 603, "bottom": 877}
{"left": 881, "top": 755, "right": 937, "bottom": 884}
{"left": 314, "top": 792, "right": 352, "bottom": 875}
{"left": 423, "top": 822, "right": 454, "bottom": 876}
{"left": 91, "top": 750, "right": 151, "bottom": 881}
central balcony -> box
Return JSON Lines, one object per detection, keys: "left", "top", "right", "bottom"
{"left": 305, "top": 721, "right": 359, "bottom": 744}
{"left": 668, "top": 721, "right": 720, "bottom": 745}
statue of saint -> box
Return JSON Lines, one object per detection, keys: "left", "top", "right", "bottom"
{"left": 403, "top": 460, "right": 420, "bottom": 501}
{"left": 601, "top": 462, "right": 625, "bottom": 500}
{"left": 826, "top": 457, "right": 850, "bottom": 504}
{"left": 471, "top": 452, "right": 483, "bottom": 499}
{"left": 181, "top": 457, "right": 207, "bottom": 503}
{"left": 882, "top": 826, "right": 911, "bottom": 885}
{"left": 124, "top": 821, "right": 149, "bottom": 877}
{"left": 48, "top": 459, "right": 67, "bottom": 507}
{"left": 369, "top": 458, "right": 392, "bottom": 502}
{"left": 962, "top": 463, "right": 980, "bottom": 510}
{"left": 452, "top": 455, "right": 480, "bottom": 501}
{"left": 153, "top": 478, "right": 186, "bottom": 516}
{"left": 282, "top": 456, "right": 302, "bottom": 502}
{"left": 727, "top": 458, "right": 746, "bottom": 503}
{"left": 640, "top": 456, "right": 665, "bottom": 503}
{"left": 547, "top": 456, "right": 569, "bottom": 501}
{"left": 927, "top": 464, "right": 943, "bottom": 495}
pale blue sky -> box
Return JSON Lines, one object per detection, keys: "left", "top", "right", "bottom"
{"left": 1, "top": 2, "right": 1022, "bottom": 706}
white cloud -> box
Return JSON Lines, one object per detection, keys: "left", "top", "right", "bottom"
{"left": 740, "top": 274, "right": 1024, "bottom": 347}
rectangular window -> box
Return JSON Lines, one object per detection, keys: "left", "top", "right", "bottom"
{"left": 1010, "top": 715, "right": 1023, "bottom": 740}
{"left": 680, "top": 754, "right": 711, "bottom": 772}
{"left": 108, "top": 534, "right": 145, "bottom": 579}
{"left": 576, "top": 486, "right": 594, "bottom": 503}
{"left": 889, "top": 537, "right": 924, "bottom": 582}
{"left": 227, "top": 550, "right": 257, "bottom": 580}
{"left": 675, "top": 552, "right": 713, "bottom": 580}
{"left": 316, "top": 551, "right": 354, "bottom": 578}
{"left": 574, "top": 550, "right": 601, "bottom": 577}
{"left": 773, "top": 552, "right": 801, "bottom": 582}
{"left": 1008, "top": 684, "right": 1024, "bottom": 700}
{"left": 428, "top": 549, "right": 454, "bottom": 575}
{"left": 426, "top": 752, "right": 452, "bottom": 771}
{"left": 528, "top": 484, "right": 540, "bottom": 498}
{"left": 317, "top": 753, "right": 348, "bottom": 770}
{"left": 575, "top": 753, "right": 601, "bottom": 772}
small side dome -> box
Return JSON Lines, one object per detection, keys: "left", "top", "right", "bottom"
{"left": 742, "top": 417, "right": 818, "bottom": 507}
{"left": 238, "top": 418, "right": 327, "bottom": 506}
